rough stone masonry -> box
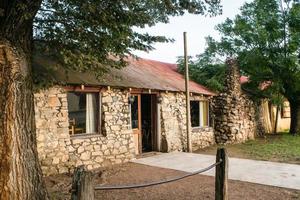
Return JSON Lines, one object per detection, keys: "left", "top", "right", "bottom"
{"left": 34, "top": 87, "right": 215, "bottom": 176}
{"left": 33, "top": 59, "right": 264, "bottom": 175}
{"left": 34, "top": 87, "right": 135, "bottom": 175}
{"left": 159, "top": 91, "right": 215, "bottom": 152}
{"left": 212, "top": 59, "right": 257, "bottom": 144}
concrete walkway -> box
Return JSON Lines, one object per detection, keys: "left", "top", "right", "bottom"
{"left": 132, "top": 152, "right": 300, "bottom": 190}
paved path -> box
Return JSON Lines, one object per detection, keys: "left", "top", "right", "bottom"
{"left": 132, "top": 152, "right": 300, "bottom": 190}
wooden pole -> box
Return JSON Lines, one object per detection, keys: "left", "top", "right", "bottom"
{"left": 215, "top": 148, "right": 228, "bottom": 200}
{"left": 184, "top": 32, "right": 192, "bottom": 153}
{"left": 71, "top": 166, "right": 94, "bottom": 200}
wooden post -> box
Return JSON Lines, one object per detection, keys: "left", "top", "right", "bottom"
{"left": 215, "top": 148, "right": 228, "bottom": 200}
{"left": 184, "top": 32, "right": 192, "bottom": 153}
{"left": 71, "top": 166, "right": 94, "bottom": 200}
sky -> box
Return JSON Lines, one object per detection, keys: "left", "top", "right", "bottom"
{"left": 134, "top": 0, "right": 252, "bottom": 63}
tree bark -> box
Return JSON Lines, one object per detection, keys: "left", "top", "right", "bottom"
{"left": 289, "top": 99, "right": 300, "bottom": 135}
{"left": 0, "top": 40, "right": 48, "bottom": 199}
{"left": 274, "top": 105, "right": 279, "bottom": 134}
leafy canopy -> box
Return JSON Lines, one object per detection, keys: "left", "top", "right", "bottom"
{"left": 180, "top": 0, "right": 300, "bottom": 102}
{"left": 177, "top": 54, "right": 226, "bottom": 92}
{"left": 33, "top": 0, "right": 221, "bottom": 77}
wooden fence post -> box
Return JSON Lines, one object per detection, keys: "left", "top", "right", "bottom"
{"left": 71, "top": 165, "right": 94, "bottom": 200}
{"left": 215, "top": 148, "right": 228, "bottom": 200}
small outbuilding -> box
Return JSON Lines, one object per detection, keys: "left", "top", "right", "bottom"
{"left": 33, "top": 57, "right": 216, "bottom": 175}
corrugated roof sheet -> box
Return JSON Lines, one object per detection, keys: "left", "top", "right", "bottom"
{"left": 33, "top": 56, "right": 215, "bottom": 96}
{"left": 240, "top": 75, "right": 271, "bottom": 90}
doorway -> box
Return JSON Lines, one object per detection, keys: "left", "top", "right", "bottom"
{"left": 130, "top": 93, "right": 157, "bottom": 154}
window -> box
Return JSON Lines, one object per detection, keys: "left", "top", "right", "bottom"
{"left": 191, "top": 101, "right": 200, "bottom": 127}
{"left": 67, "top": 92, "right": 100, "bottom": 135}
{"left": 190, "top": 101, "right": 209, "bottom": 127}
{"left": 281, "top": 101, "right": 291, "bottom": 118}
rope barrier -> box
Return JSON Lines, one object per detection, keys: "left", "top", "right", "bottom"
{"left": 94, "top": 160, "right": 222, "bottom": 190}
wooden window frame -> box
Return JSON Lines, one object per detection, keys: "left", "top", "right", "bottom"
{"left": 66, "top": 87, "right": 103, "bottom": 136}
{"left": 190, "top": 100, "right": 210, "bottom": 128}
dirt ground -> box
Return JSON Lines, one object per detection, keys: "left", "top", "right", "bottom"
{"left": 45, "top": 162, "right": 300, "bottom": 200}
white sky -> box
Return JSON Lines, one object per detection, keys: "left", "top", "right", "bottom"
{"left": 134, "top": 0, "right": 252, "bottom": 63}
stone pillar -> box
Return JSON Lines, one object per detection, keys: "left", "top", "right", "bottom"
{"left": 223, "top": 59, "right": 242, "bottom": 94}
{"left": 212, "top": 59, "right": 256, "bottom": 144}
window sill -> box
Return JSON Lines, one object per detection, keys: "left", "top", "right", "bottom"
{"left": 191, "top": 126, "right": 212, "bottom": 132}
{"left": 70, "top": 133, "right": 105, "bottom": 140}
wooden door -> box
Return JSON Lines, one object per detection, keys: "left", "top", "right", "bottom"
{"left": 131, "top": 94, "right": 142, "bottom": 154}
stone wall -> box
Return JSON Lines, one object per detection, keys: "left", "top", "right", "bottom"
{"left": 34, "top": 87, "right": 71, "bottom": 175}
{"left": 67, "top": 88, "right": 135, "bottom": 170}
{"left": 212, "top": 59, "right": 256, "bottom": 144}
{"left": 191, "top": 127, "right": 215, "bottom": 149}
{"left": 35, "top": 85, "right": 216, "bottom": 175}
{"left": 68, "top": 130, "right": 134, "bottom": 171}
{"left": 159, "top": 92, "right": 215, "bottom": 152}
{"left": 160, "top": 92, "right": 187, "bottom": 152}
{"left": 34, "top": 87, "right": 135, "bottom": 175}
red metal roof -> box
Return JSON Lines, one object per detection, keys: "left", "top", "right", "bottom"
{"left": 124, "top": 57, "right": 216, "bottom": 95}
{"left": 34, "top": 56, "right": 216, "bottom": 96}
{"left": 240, "top": 76, "right": 249, "bottom": 84}
{"left": 240, "top": 75, "right": 271, "bottom": 90}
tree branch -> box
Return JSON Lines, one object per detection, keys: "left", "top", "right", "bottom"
{"left": 38, "top": 8, "right": 56, "bottom": 14}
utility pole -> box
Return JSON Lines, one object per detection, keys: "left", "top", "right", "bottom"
{"left": 184, "top": 32, "right": 192, "bottom": 153}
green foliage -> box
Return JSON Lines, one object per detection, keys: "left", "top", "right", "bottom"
{"left": 184, "top": 0, "right": 300, "bottom": 104}
{"left": 177, "top": 54, "right": 226, "bottom": 92}
{"left": 211, "top": 0, "right": 299, "bottom": 101}
{"left": 33, "top": 0, "right": 221, "bottom": 78}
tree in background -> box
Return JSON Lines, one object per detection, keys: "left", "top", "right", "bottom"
{"left": 177, "top": 53, "right": 226, "bottom": 92}
{"left": 0, "top": 0, "right": 221, "bottom": 199}
{"left": 180, "top": 0, "right": 300, "bottom": 134}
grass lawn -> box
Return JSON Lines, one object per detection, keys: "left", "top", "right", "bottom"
{"left": 196, "top": 132, "right": 300, "bottom": 164}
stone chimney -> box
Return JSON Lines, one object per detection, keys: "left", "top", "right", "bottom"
{"left": 223, "top": 59, "right": 242, "bottom": 94}
{"left": 212, "top": 58, "right": 256, "bottom": 144}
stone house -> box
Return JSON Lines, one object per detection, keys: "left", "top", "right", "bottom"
{"left": 33, "top": 57, "right": 216, "bottom": 175}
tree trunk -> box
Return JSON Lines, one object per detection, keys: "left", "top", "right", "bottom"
{"left": 289, "top": 99, "right": 300, "bottom": 135}
{"left": 0, "top": 40, "right": 48, "bottom": 199}
{"left": 274, "top": 105, "right": 279, "bottom": 134}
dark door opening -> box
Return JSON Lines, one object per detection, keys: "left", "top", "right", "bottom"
{"left": 141, "top": 94, "right": 157, "bottom": 153}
